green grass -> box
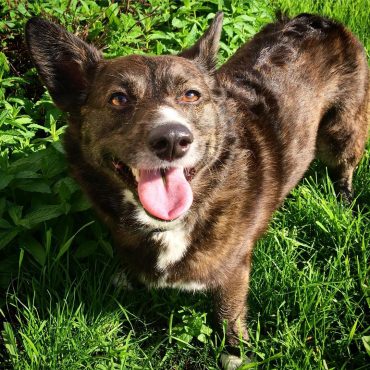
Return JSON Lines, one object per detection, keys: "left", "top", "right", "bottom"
{"left": 0, "top": 0, "right": 369, "bottom": 369}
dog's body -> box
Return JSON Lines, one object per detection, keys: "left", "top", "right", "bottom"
{"left": 26, "top": 12, "right": 368, "bottom": 359}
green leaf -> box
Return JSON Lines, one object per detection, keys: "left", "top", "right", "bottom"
{"left": 315, "top": 220, "right": 329, "bottom": 233}
{"left": 56, "top": 221, "right": 95, "bottom": 260}
{"left": 17, "top": 3, "right": 30, "bottom": 16}
{"left": 200, "top": 323, "right": 212, "bottom": 336}
{"left": 19, "top": 248, "right": 24, "bottom": 270}
{"left": 362, "top": 336, "right": 370, "bottom": 356}
{"left": 19, "top": 332, "right": 40, "bottom": 358}
{"left": 8, "top": 205, "right": 23, "bottom": 225}
{"left": 175, "top": 332, "right": 193, "bottom": 345}
{"left": 8, "top": 153, "right": 43, "bottom": 173}
{"left": 52, "top": 140, "right": 65, "bottom": 154}
{"left": 0, "top": 52, "right": 10, "bottom": 76}
{"left": 15, "top": 180, "right": 51, "bottom": 194}
{"left": 0, "top": 218, "right": 12, "bottom": 229}
{"left": 54, "top": 177, "right": 79, "bottom": 202}
{"left": 45, "top": 228, "right": 52, "bottom": 256}
{"left": 14, "top": 117, "right": 33, "bottom": 125}
{"left": 99, "top": 239, "right": 113, "bottom": 258}
{"left": 22, "top": 205, "right": 64, "bottom": 228}
{"left": 74, "top": 241, "right": 98, "bottom": 259}
{"left": 41, "top": 148, "right": 66, "bottom": 178}
{"left": 0, "top": 229, "right": 19, "bottom": 250}
{"left": 70, "top": 193, "right": 91, "bottom": 212}
{"left": 0, "top": 174, "right": 14, "bottom": 190}
{"left": 184, "top": 315, "right": 203, "bottom": 336}
{"left": 172, "top": 18, "right": 185, "bottom": 28}
{"left": 2, "top": 322, "right": 18, "bottom": 362}
{"left": 14, "top": 171, "right": 41, "bottom": 179}
{"left": 197, "top": 333, "right": 207, "bottom": 343}
{"left": 348, "top": 319, "right": 358, "bottom": 342}
{"left": 20, "top": 236, "right": 46, "bottom": 266}
{"left": 183, "top": 23, "right": 198, "bottom": 48}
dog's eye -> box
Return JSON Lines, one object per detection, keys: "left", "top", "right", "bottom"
{"left": 180, "top": 90, "right": 201, "bottom": 103}
{"left": 110, "top": 92, "right": 128, "bottom": 106}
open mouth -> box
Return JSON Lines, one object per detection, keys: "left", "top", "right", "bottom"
{"left": 112, "top": 159, "right": 195, "bottom": 221}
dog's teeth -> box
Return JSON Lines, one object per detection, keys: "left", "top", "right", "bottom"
{"left": 160, "top": 168, "right": 167, "bottom": 185}
{"left": 131, "top": 168, "right": 140, "bottom": 182}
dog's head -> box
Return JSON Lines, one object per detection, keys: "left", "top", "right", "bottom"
{"left": 25, "top": 13, "right": 228, "bottom": 223}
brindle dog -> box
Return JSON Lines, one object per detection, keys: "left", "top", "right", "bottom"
{"left": 25, "top": 12, "right": 368, "bottom": 368}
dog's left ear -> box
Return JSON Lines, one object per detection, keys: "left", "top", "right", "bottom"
{"left": 25, "top": 17, "right": 102, "bottom": 112}
{"left": 179, "top": 12, "right": 223, "bottom": 73}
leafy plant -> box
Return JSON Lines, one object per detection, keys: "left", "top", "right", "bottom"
{"left": 169, "top": 307, "right": 213, "bottom": 347}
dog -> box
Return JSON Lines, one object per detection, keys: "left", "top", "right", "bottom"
{"left": 25, "top": 12, "right": 368, "bottom": 369}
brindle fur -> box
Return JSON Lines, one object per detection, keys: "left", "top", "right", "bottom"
{"left": 26, "top": 13, "right": 368, "bottom": 352}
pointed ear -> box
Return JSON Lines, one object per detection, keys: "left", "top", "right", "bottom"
{"left": 25, "top": 17, "right": 102, "bottom": 112}
{"left": 179, "top": 12, "right": 223, "bottom": 73}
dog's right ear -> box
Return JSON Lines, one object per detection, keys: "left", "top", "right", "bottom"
{"left": 25, "top": 17, "right": 102, "bottom": 112}
{"left": 179, "top": 12, "right": 223, "bottom": 73}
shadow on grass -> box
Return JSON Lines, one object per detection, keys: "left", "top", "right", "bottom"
{"left": 1, "top": 240, "right": 221, "bottom": 368}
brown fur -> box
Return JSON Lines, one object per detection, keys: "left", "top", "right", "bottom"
{"left": 25, "top": 12, "right": 368, "bottom": 352}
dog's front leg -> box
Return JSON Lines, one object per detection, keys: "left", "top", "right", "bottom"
{"left": 214, "top": 262, "right": 251, "bottom": 344}
{"left": 214, "top": 262, "right": 251, "bottom": 369}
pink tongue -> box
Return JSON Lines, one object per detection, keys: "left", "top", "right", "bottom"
{"left": 138, "top": 168, "right": 193, "bottom": 221}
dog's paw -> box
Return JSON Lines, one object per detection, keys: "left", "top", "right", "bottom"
{"left": 220, "top": 353, "right": 251, "bottom": 370}
{"left": 111, "top": 271, "right": 133, "bottom": 291}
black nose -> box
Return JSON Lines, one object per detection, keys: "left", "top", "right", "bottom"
{"left": 148, "top": 123, "right": 193, "bottom": 161}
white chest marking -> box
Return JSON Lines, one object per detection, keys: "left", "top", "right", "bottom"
{"left": 122, "top": 189, "right": 190, "bottom": 270}
{"left": 167, "top": 280, "right": 207, "bottom": 291}
{"left": 152, "top": 228, "right": 189, "bottom": 271}
{"left": 140, "top": 274, "right": 207, "bottom": 292}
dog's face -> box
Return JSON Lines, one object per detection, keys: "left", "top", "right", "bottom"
{"left": 26, "top": 14, "right": 225, "bottom": 222}
{"left": 81, "top": 55, "right": 223, "bottom": 221}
